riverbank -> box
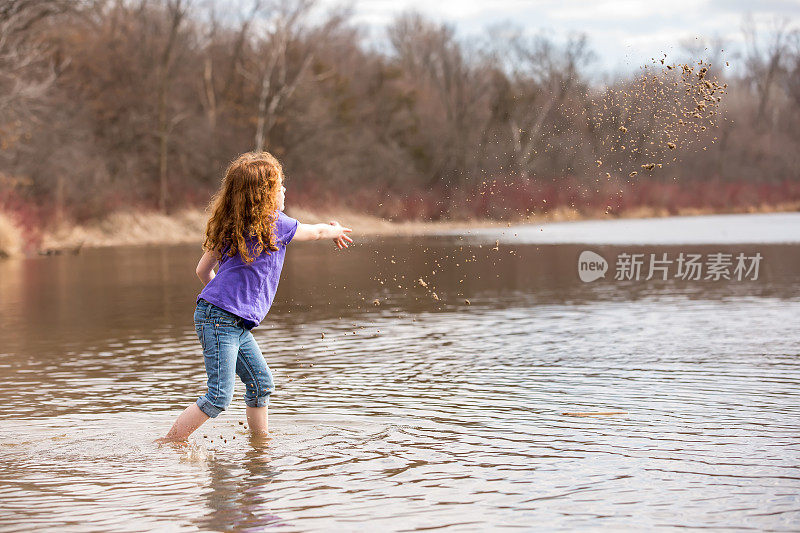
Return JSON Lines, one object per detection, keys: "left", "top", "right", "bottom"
{"left": 1, "top": 202, "right": 799, "bottom": 258}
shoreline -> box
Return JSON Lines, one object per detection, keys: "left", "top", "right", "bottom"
{"left": 2, "top": 202, "right": 799, "bottom": 258}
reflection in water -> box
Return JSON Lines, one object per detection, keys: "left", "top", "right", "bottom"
{"left": 199, "top": 436, "right": 289, "bottom": 532}
{"left": 0, "top": 220, "right": 799, "bottom": 531}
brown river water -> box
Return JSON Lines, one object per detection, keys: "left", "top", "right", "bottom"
{"left": 1, "top": 214, "right": 799, "bottom": 531}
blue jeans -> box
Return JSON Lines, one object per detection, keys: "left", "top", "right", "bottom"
{"left": 193, "top": 298, "right": 275, "bottom": 418}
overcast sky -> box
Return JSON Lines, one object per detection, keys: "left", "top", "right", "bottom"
{"left": 328, "top": 0, "right": 800, "bottom": 75}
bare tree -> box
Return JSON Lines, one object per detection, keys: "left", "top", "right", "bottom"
{"left": 0, "top": 0, "right": 71, "bottom": 148}
{"left": 240, "top": 0, "right": 335, "bottom": 152}
{"left": 0, "top": 0, "right": 74, "bottom": 225}
{"left": 742, "top": 16, "right": 793, "bottom": 125}
{"left": 155, "top": 0, "right": 189, "bottom": 214}
{"left": 782, "top": 27, "right": 800, "bottom": 109}
{"left": 488, "top": 26, "right": 594, "bottom": 179}
{"left": 197, "top": 2, "right": 220, "bottom": 131}
{"left": 2, "top": 4, "right": 800, "bottom": 232}
{"left": 254, "top": 1, "right": 310, "bottom": 151}
{"left": 388, "top": 12, "right": 491, "bottom": 185}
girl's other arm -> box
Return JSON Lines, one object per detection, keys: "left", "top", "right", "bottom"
{"left": 293, "top": 221, "right": 353, "bottom": 249}
{"left": 196, "top": 249, "right": 219, "bottom": 285}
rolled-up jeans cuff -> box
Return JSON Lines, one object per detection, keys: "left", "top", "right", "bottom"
{"left": 196, "top": 396, "right": 224, "bottom": 418}
{"left": 244, "top": 396, "right": 270, "bottom": 408}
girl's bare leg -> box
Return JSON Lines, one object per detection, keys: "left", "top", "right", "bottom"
{"left": 246, "top": 406, "right": 269, "bottom": 435}
{"left": 158, "top": 403, "right": 210, "bottom": 443}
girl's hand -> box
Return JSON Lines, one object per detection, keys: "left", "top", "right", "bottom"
{"left": 329, "top": 220, "right": 353, "bottom": 249}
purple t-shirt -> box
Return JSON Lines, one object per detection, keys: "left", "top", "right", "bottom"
{"left": 197, "top": 211, "right": 299, "bottom": 329}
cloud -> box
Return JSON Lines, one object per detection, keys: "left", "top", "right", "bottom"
{"left": 708, "top": 0, "right": 800, "bottom": 16}
{"left": 547, "top": 0, "right": 695, "bottom": 21}
{"left": 333, "top": 0, "right": 798, "bottom": 72}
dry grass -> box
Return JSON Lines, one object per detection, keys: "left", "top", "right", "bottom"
{"left": 39, "top": 208, "right": 210, "bottom": 250}
{"left": 37, "top": 206, "right": 510, "bottom": 251}
{"left": 32, "top": 200, "right": 800, "bottom": 253}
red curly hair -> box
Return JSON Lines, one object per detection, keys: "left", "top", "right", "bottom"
{"left": 202, "top": 151, "right": 283, "bottom": 264}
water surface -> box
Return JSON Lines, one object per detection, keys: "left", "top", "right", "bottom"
{"left": 457, "top": 212, "right": 800, "bottom": 245}
{"left": 1, "top": 214, "right": 799, "bottom": 531}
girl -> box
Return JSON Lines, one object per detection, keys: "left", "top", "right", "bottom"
{"left": 159, "top": 151, "right": 353, "bottom": 443}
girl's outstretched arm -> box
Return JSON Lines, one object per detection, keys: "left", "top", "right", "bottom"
{"left": 293, "top": 221, "right": 353, "bottom": 249}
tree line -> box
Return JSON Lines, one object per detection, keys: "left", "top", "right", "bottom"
{"left": 1, "top": 0, "right": 798, "bottom": 235}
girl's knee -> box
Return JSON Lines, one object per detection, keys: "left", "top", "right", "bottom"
{"left": 241, "top": 369, "right": 274, "bottom": 405}
{"left": 196, "top": 391, "right": 233, "bottom": 418}
{"left": 258, "top": 368, "right": 275, "bottom": 392}
{"left": 244, "top": 384, "right": 272, "bottom": 408}
{"left": 246, "top": 373, "right": 275, "bottom": 395}
{"left": 239, "top": 361, "right": 274, "bottom": 389}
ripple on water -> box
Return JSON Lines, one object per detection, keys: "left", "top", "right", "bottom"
{"left": 0, "top": 237, "right": 799, "bottom": 530}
